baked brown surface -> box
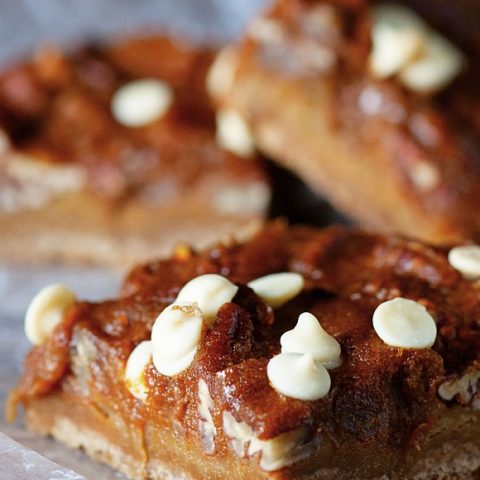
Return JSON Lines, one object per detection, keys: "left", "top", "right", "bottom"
{"left": 10, "top": 223, "right": 480, "bottom": 479}
{"left": 216, "top": 0, "right": 480, "bottom": 244}
{"left": 0, "top": 36, "right": 269, "bottom": 266}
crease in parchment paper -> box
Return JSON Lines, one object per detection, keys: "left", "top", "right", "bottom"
{"left": 0, "top": 433, "right": 86, "bottom": 480}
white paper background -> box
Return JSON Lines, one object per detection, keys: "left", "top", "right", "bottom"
{"left": 0, "top": 0, "right": 267, "bottom": 64}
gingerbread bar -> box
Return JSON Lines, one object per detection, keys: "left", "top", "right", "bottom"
{"left": 10, "top": 223, "right": 480, "bottom": 479}
{"left": 0, "top": 35, "right": 269, "bottom": 265}
{"left": 211, "top": 0, "right": 480, "bottom": 244}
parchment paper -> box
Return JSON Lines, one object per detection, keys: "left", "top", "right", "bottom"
{"left": 0, "top": 433, "right": 86, "bottom": 480}
{"left": 0, "top": 0, "right": 268, "bottom": 65}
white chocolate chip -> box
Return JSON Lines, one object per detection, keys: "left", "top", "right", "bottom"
{"left": 249, "top": 427, "right": 313, "bottom": 472}
{"left": 222, "top": 411, "right": 315, "bottom": 472}
{"left": 303, "top": 4, "right": 340, "bottom": 38}
{"left": 150, "top": 275, "right": 238, "bottom": 377}
{"left": 247, "top": 18, "right": 285, "bottom": 45}
{"left": 448, "top": 245, "right": 480, "bottom": 280}
{"left": 152, "top": 348, "right": 197, "bottom": 377}
{"left": 222, "top": 411, "right": 255, "bottom": 458}
{"left": 206, "top": 46, "right": 238, "bottom": 99}
{"left": 409, "top": 161, "right": 441, "bottom": 191}
{"left": 198, "top": 379, "right": 217, "bottom": 454}
{"left": 369, "top": 4, "right": 465, "bottom": 93}
{"left": 399, "top": 32, "right": 465, "bottom": 94}
{"left": 111, "top": 78, "right": 173, "bottom": 127}
{"left": 358, "top": 86, "right": 384, "bottom": 115}
{"left": 176, "top": 274, "right": 238, "bottom": 326}
{"left": 25, "top": 284, "right": 76, "bottom": 345}
{"left": 151, "top": 302, "right": 203, "bottom": 358}
{"left": 372, "top": 297, "right": 437, "bottom": 348}
{"left": 358, "top": 85, "right": 407, "bottom": 123}
{"left": 372, "top": 31, "right": 416, "bottom": 77}
{"left": 267, "top": 352, "right": 331, "bottom": 401}
{"left": 247, "top": 273, "right": 304, "bottom": 308}
{"left": 281, "top": 312, "right": 341, "bottom": 369}
{"left": 216, "top": 109, "right": 255, "bottom": 157}
{"left": 124, "top": 340, "right": 153, "bottom": 401}
{"left": 151, "top": 302, "right": 203, "bottom": 376}
{"left": 302, "top": 43, "right": 337, "bottom": 74}
{"left": 370, "top": 4, "right": 424, "bottom": 78}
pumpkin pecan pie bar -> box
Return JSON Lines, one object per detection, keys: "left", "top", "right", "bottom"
{"left": 0, "top": 35, "right": 269, "bottom": 265}
{"left": 211, "top": 0, "right": 480, "bottom": 244}
{"left": 9, "top": 223, "right": 480, "bottom": 479}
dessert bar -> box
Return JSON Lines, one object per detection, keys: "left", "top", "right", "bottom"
{"left": 10, "top": 223, "right": 480, "bottom": 479}
{"left": 0, "top": 36, "right": 269, "bottom": 265}
{"left": 211, "top": 0, "right": 480, "bottom": 243}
